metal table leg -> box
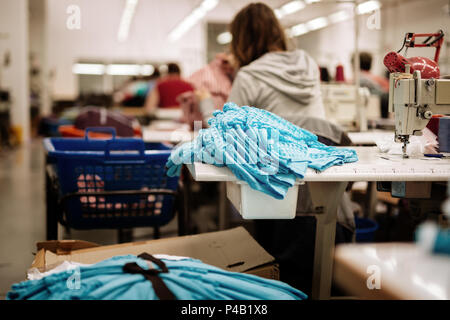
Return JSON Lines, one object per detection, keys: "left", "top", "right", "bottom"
{"left": 218, "top": 182, "right": 228, "bottom": 230}
{"left": 309, "top": 181, "right": 348, "bottom": 300}
{"left": 178, "top": 166, "right": 192, "bottom": 235}
{"left": 364, "top": 181, "right": 378, "bottom": 219}
{"left": 45, "top": 164, "right": 58, "bottom": 240}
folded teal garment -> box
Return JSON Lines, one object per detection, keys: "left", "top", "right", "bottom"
{"left": 166, "top": 102, "right": 358, "bottom": 199}
{"left": 7, "top": 255, "right": 307, "bottom": 300}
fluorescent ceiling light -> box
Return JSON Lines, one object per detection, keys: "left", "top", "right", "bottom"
{"left": 217, "top": 31, "right": 232, "bottom": 45}
{"left": 72, "top": 63, "right": 105, "bottom": 75}
{"left": 288, "top": 1, "right": 381, "bottom": 39}
{"left": 106, "top": 64, "right": 141, "bottom": 75}
{"left": 200, "top": 0, "right": 219, "bottom": 11}
{"left": 141, "top": 64, "right": 155, "bottom": 76}
{"left": 357, "top": 0, "right": 381, "bottom": 15}
{"left": 117, "top": 0, "right": 139, "bottom": 42}
{"left": 105, "top": 64, "right": 155, "bottom": 76}
{"left": 168, "top": 0, "right": 219, "bottom": 42}
{"left": 288, "top": 16, "right": 327, "bottom": 38}
{"left": 275, "top": 1, "right": 306, "bottom": 19}
{"left": 305, "top": 17, "right": 328, "bottom": 31}
{"left": 328, "top": 10, "right": 352, "bottom": 24}
{"left": 73, "top": 63, "right": 155, "bottom": 76}
{"left": 288, "top": 23, "right": 309, "bottom": 37}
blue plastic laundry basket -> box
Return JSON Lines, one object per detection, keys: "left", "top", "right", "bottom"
{"left": 355, "top": 217, "right": 379, "bottom": 243}
{"left": 44, "top": 127, "right": 179, "bottom": 230}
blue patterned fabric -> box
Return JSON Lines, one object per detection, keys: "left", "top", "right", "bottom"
{"left": 167, "top": 102, "right": 358, "bottom": 199}
{"left": 7, "top": 255, "right": 307, "bottom": 300}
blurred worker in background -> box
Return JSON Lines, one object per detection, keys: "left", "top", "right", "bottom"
{"left": 226, "top": 2, "right": 353, "bottom": 298}
{"left": 353, "top": 52, "right": 390, "bottom": 118}
{"left": 189, "top": 52, "right": 235, "bottom": 110}
{"left": 145, "top": 62, "right": 194, "bottom": 112}
{"left": 114, "top": 68, "right": 160, "bottom": 107}
{"left": 227, "top": 2, "right": 325, "bottom": 120}
{"left": 178, "top": 52, "right": 236, "bottom": 128}
{"left": 175, "top": 54, "right": 237, "bottom": 236}
{"left": 146, "top": 67, "right": 161, "bottom": 95}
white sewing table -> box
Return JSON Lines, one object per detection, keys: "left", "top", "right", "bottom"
{"left": 186, "top": 146, "right": 450, "bottom": 300}
{"left": 143, "top": 122, "right": 193, "bottom": 144}
{"left": 334, "top": 242, "right": 450, "bottom": 299}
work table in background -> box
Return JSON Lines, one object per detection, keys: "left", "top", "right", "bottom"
{"left": 334, "top": 242, "right": 450, "bottom": 300}
{"left": 143, "top": 121, "right": 192, "bottom": 144}
{"left": 347, "top": 130, "right": 394, "bottom": 146}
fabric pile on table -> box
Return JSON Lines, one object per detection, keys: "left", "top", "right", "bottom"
{"left": 166, "top": 102, "right": 358, "bottom": 199}
{"left": 7, "top": 253, "right": 307, "bottom": 300}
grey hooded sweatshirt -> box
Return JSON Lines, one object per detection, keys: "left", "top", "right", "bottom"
{"left": 227, "top": 49, "right": 355, "bottom": 232}
{"left": 227, "top": 49, "right": 325, "bottom": 119}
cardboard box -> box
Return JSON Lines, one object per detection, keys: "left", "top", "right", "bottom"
{"left": 391, "top": 181, "right": 432, "bottom": 198}
{"left": 31, "top": 227, "right": 279, "bottom": 280}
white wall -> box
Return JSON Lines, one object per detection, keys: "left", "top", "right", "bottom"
{"left": 29, "top": 0, "right": 51, "bottom": 115}
{"left": 45, "top": 0, "right": 208, "bottom": 100}
{"left": 42, "top": 0, "right": 450, "bottom": 100}
{"left": 295, "top": 0, "right": 450, "bottom": 80}
{"left": 0, "top": 0, "right": 30, "bottom": 142}
{"left": 382, "top": 0, "right": 450, "bottom": 74}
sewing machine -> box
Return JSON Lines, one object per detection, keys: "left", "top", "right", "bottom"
{"left": 388, "top": 70, "right": 450, "bottom": 156}
{"left": 321, "top": 84, "right": 380, "bottom": 131}
{"left": 386, "top": 31, "right": 450, "bottom": 157}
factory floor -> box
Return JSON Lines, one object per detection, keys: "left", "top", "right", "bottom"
{"left": 1, "top": 139, "right": 440, "bottom": 299}
{"left": 0, "top": 139, "right": 182, "bottom": 299}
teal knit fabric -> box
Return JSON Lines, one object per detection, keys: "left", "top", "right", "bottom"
{"left": 7, "top": 255, "right": 307, "bottom": 300}
{"left": 167, "top": 102, "right": 357, "bottom": 199}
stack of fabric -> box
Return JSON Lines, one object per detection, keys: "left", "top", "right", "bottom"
{"left": 166, "top": 102, "right": 358, "bottom": 199}
{"left": 7, "top": 253, "right": 307, "bottom": 300}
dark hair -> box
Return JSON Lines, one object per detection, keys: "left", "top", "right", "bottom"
{"left": 230, "top": 2, "right": 287, "bottom": 68}
{"left": 167, "top": 63, "right": 181, "bottom": 74}
{"left": 352, "top": 52, "right": 373, "bottom": 71}
{"left": 151, "top": 67, "right": 160, "bottom": 78}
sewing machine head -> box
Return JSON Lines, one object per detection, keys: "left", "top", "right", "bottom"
{"left": 388, "top": 70, "right": 450, "bottom": 157}
{"left": 321, "top": 84, "right": 376, "bottom": 131}
{"left": 385, "top": 31, "right": 450, "bottom": 157}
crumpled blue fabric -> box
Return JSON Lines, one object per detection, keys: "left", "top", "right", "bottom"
{"left": 166, "top": 102, "right": 358, "bottom": 199}
{"left": 7, "top": 255, "right": 307, "bottom": 300}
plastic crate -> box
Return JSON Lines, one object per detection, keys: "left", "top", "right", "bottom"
{"left": 44, "top": 127, "right": 178, "bottom": 230}
{"left": 58, "top": 124, "right": 142, "bottom": 138}
{"left": 226, "top": 181, "right": 299, "bottom": 219}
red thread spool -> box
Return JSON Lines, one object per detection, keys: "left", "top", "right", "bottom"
{"left": 335, "top": 64, "right": 345, "bottom": 82}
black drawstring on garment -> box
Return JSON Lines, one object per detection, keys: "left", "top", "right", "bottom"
{"left": 122, "top": 252, "right": 176, "bottom": 300}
